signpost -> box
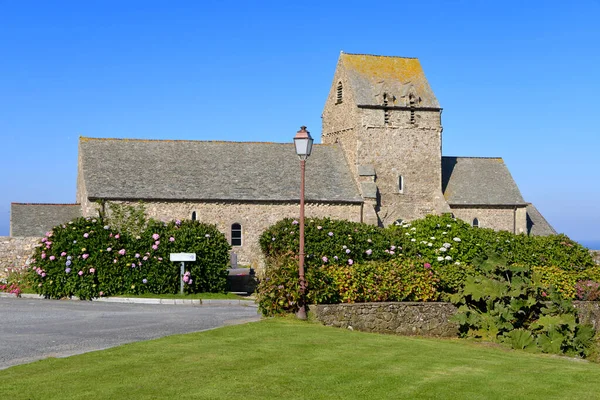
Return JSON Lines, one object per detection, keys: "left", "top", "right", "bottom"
{"left": 170, "top": 253, "right": 197, "bottom": 295}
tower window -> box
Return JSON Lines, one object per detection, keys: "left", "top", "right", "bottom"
{"left": 231, "top": 223, "right": 242, "bottom": 246}
{"left": 473, "top": 218, "right": 479, "bottom": 228}
{"left": 410, "top": 110, "right": 415, "bottom": 124}
{"left": 191, "top": 211, "right": 197, "bottom": 221}
{"left": 336, "top": 82, "right": 343, "bottom": 104}
{"left": 398, "top": 175, "right": 404, "bottom": 193}
{"left": 383, "top": 93, "right": 390, "bottom": 125}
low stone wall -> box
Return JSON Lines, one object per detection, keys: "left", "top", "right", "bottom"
{"left": 312, "top": 302, "right": 459, "bottom": 337}
{"left": 574, "top": 301, "right": 600, "bottom": 331}
{"left": 313, "top": 301, "right": 600, "bottom": 337}
{"left": 591, "top": 250, "right": 600, "bottom": 265}
{"left": 0, "top": 236, "right": 41, "bottom": 278}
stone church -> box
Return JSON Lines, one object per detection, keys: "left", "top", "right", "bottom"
{"left": 10, "top": 52, "right": 555, "bottom": 267}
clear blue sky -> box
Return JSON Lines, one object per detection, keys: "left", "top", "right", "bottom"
{"left": 1, "top": 0, "right": 599, "bottom": 247}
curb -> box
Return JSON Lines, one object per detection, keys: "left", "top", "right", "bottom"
{"left": 0, "top": 292, "right": 257, "bottom": 307}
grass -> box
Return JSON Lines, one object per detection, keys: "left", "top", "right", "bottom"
{"left": 1, "top": 318, "right": 599, "bottom": 399}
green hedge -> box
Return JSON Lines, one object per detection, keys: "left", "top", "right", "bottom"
{"left": 28, "top": 217, "right": 230, "bottom": 299}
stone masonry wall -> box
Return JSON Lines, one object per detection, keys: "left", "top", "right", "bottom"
{"left": 313, "top": 302, "right": 459, "bottom": 337}
{"left": 450, "top": 206, "right": 527, "bottom": 234}
{"left": 591, "top": 250, "right": 600, "bottom": 265}
{"left": 0, "top": 237, "right": 40, "bottom": 279}
{"left": 313, "top": 301, "right": 600, "bottom": 338}
{"left": 96, "top": 201, "right": 362, "bottom": 270}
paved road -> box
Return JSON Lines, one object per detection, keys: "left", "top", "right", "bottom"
{"left": 0, "top": 297, "right": 260, "bottom": 370}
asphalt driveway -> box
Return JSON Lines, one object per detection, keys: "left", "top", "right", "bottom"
{"left": 0, "top": 297, "right": 260, "bottom": 370}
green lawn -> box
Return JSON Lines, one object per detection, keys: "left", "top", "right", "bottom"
{"left": 1, "top": 318, "right": 599, "bottom": 399}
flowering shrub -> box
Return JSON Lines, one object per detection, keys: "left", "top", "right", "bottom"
{"left": 256, "top": 257, "right": 438, "bottom": 316}
{"left": 321, "top": 259, "right": 439, "bottom": 304}
{"left": 259, "top": 217, "right": 401, "bottom": 269}
{"left": 28, "top": 216, "right": 230, "bottom": 299}
{"left": 575, "top": 280, "right": 600, "bottom": 301}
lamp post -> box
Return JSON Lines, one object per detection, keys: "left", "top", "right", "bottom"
{"left": 294, "top": 126, "right": 313, "bottom": 320}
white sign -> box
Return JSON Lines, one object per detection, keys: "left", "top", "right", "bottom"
{"left": 170, "top": 253, "right": 196, "bottom": 262}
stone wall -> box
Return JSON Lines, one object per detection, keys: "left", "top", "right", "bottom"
{"left": 0, "top": 237, "right": 40, "bottom": 279}
{"left": 312, "top": 302, "right": 459, "bottom": 337}
{"left": 591, "top": 250, "right": 600, "bottom": 265}
{"left": 313, "top": 301, "right": 600, "bottom": 338}
{"left": 96, "top": 200, "right": 362, "bottom": 270}
{"left": 450, "top": 205, "right": 527, "bottom": 234}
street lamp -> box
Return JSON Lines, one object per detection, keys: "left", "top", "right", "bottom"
{"left": 294, "top": 126, "right": 313, "bottom": 320}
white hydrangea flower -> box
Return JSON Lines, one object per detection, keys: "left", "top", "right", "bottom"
{"left": 437, "top": 256, "right": 444, "bottom": 261}
{"left": 411, "top": 227, "right": 416, "bottom": 231}
{"left": 430, "top": 237, "right": 436, "bottom": 240}
{"left": 453, "top": 237, "right": 461, "bottom": 242}
{"left": 427, "top": 243, "right": 433, "bottom": 247}
{"left": 443, "top": 243, "right": 451, "bottom": 248}
{"left": 445, "top": 256, "right": 452, "bottom": 261}
{"left": 411, "top": 238, "right": 416, "bottom": 242}
{"left": 439, "top": 247, "right": 447, "bottom": 252}
{"left": 455, "top": 261, "right": 461, "bottom": 265}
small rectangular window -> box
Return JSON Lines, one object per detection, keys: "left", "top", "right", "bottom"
{"left": 398, "top": 175, "right": 404, "bottom": 193}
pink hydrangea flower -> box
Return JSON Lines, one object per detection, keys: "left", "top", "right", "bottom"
{"left": 89, "top": 268, "right": 95, "bottom": 274}
{"left": 41, "top": 253, "right": 46, "bottom": 259}
{"left": 49, "top": 256, "right": 56, "bottom": 261}
{"left": 365, "top": 249, "right": 372, "bottom": 256}
{"left": 61, "top": 252, "right": 67, "bottom": 257}
{"left": 143, "top": 256, "right": 148, "bottom": 261}
{"left": 41, "top": 237, "right": 47, "bottom": 243}
{"left": 152, "top": 245, "right": 158, "bottom": 250}
{"left": 83, "top": 233, "right": 89, "bottom": 238}
{"left": 345, "top": 249, "right": 351, "bottom": 254}
{"left": 169, "top": 237, "right": 175, "bottom": 242}
{"left": 113, "top": 259, "right": 117, "bottom": 263}
{"left": 424, "top": 263, "right": 431, "bottom": 269}
{"left": 328, "top": 232, "right": 334, "bottom": 237}
{"left": 118, "top": 249, "right": 126, "bottom": 255}
{"left": 135, "top": 253, "right": 140, "bottom": 258}
{"left": 131, "top": 263, "right": 136, "bottom": 268}
{"left": 41, "top": 272, "right": 46, "bottom": 277}
{"left": 82, "top": 254, "right": 89, "bottom": 259}
{"left": 152, "top": 233, "right": 160, "bottom": 240}
{"left": 78, "top": 271, "right": 83, "bottom": 276}
{"left": 107, "top": 247, "right": 112, "bottom": 252}
{"left": 348, "top": 259, "right": 354, "bottom": 265}
{"left": 322, "top": 256, "right": 328, "bottom": 263}
{"left": 292, "top": 220, "right": 298, "bottom": 225}
{"left": 115, "top": 234, "right": 120, "bottom": 239}
{"left": 155, "top": 240, "right": 160, "bottom": 245}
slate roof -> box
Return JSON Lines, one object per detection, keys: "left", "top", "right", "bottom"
{"left": 11, "top": 203, "right": 81, "bottom": 236}
{"left": 442, "top": 157, "right": 527, "bottom": 206}
{"left": 340, "top": 53, "right": 440, "bottom": 108}
{"left": 526, "top": 203, "right": 557, "bottom": 236}
{"left": 79, "top": 137, "right": 363, "bottom": 203}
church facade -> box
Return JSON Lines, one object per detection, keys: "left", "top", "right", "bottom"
{"left": 10, "top": 53, "right": 556, "bottom": 268}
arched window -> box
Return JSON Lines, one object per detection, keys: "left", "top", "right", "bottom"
{"left": 473, "top": 218, "right": 479, "bottom": 228}
{"left": 191, "top": 211, "right": 197, "bottom": 221}
{"left": 231, "top": 223, "right": 242, "bottom": 246}
{"left": 336, "top": 82, "right": 343, "bottom": 104}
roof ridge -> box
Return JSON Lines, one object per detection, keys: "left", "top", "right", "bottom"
{"left": 79, "top": 136, "right": 334, "bottom": 146}
{"left": 443, "top": 156, "right": 504, "bottom": 160}
{"left": 341, "top": 52, "right": 418, "bottom": 60}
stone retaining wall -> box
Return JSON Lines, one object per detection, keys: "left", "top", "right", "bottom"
{"left": 313, "top": 301, "right": 600, "bottom": 337}
{"left": 591, "top": 250, "right": 600, "bottom": 265}
{"left": 312, "top": 302, "right": 459, "bottom": 337}
{"left": 0, "top": 236, "right": 40, "bottom": 279}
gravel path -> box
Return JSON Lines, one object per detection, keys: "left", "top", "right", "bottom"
{"left": 0, "top": 297, "right": 260, "bottom": 370}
